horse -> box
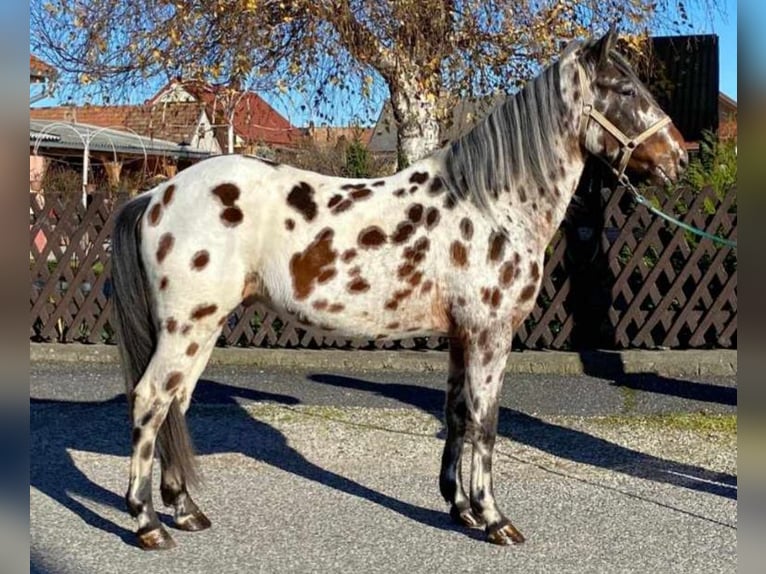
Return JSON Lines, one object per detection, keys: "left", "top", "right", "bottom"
{"left": 111, "top": 29, "right": 687, "bottom": 550}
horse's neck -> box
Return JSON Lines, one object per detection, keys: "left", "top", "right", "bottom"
{"left": 496, "top": 129, "right": 586, "bottom": 247}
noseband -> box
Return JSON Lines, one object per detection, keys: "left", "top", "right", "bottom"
{"left": 578, "top": 65, "right": 671, "bottom": 179}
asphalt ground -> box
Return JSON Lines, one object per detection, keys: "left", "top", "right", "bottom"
{"left": 30, "top": 360, "right": 737, "bottom": 573}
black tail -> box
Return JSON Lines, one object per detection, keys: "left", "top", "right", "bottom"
{"left": 111, "top": 195, "right": 199, "bottom": 486}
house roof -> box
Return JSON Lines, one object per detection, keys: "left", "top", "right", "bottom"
{"left": 30, "top": 102, "right": 209, "bottom": 147}
{"left": 30, "top": 119, "right": 212, "bottom": 158}
{"left": 645, "top": 34, "right": 721, "bottom": 143}
{"left": 150, "top": 80, "right": 302, "bottom": 147}
{"left": 30, "top": 55, "right": 57, "bottom": 81}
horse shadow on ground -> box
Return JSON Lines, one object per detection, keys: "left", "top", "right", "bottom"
{"left": 30, "top": 367, "right": 736, "bottom": 558}
{"left": 577, "top": 350, "right": 737, "bottom": 407}
{"left": 306, "top": 373, "right": 737, "bottom": 499}
{"left": 29, "top": 381, "right": 470, "bottom": 553}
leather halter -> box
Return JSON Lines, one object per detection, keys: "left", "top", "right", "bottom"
{"left": 578, "top": 65, "right": 671, "bottom": 179}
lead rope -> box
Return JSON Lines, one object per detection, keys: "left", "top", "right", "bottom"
{"left": 617, "top": 174, "right": 737, "bottom": 248}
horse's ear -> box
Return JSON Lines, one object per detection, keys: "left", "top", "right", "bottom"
{"left": 587, "top": 25, "right": 618, "bottom": 68}
{"left": 599, "top": 25, "right": 618, "bottom": 67}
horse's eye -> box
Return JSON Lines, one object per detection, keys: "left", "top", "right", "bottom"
{"left": 619, "top": 85, "right": 637, "bottom": 97}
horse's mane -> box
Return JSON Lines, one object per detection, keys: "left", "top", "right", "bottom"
{"left": 440, "top": 42, "right": 581, "bottom": 217}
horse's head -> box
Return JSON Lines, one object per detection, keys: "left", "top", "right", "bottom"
{"left": 576, "top": 29, "right": 688, "bottom": 184}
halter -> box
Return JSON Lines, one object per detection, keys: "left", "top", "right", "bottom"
{"left": 577, "top": 64, "right": 671, "bottom": 180}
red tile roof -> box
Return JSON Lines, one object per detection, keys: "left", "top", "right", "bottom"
{"left": 29, "top": 103, "right": 207, "bottom": 145}
{"left": 150, "top": 80, "right": 302, "bottom": 147}
{"left": 30, "top": 55, "right": 56, "bottom": 80}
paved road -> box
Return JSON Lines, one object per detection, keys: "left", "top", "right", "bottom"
{"left": 30, "top": 361, "right": 736, "bottom": 415}
{"left": 30, "top": 362, "right": 737, "bottom": 573}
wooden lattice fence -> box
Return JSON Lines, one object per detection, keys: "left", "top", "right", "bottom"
{"left": 30, "top": 186, "right": 736, "bottom": 350}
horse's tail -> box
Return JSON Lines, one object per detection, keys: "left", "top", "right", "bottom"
{"left": 111, "top": 194, "right": 199, "bottom": 486}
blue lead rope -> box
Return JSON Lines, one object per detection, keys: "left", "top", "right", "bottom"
{"left": 619, "top": 177, "right": 738, "bottom": 249}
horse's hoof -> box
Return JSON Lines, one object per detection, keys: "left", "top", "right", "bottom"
{"left": 175, "top": 510, "right": 212, "bottom": 532}
{"left": 137, "top": 526, "right": 176, "bottom": 550}
{"left": 486, "top": 520, "right": 525, "bottom": 545}
{"left": 449, "top": 505, "right": 485, "bottom": 529}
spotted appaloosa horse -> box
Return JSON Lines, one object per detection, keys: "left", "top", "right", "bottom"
{"left": 111, "top": 29, "right": 687, "bottom": 550}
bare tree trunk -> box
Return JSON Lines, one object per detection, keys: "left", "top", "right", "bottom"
{"left": 390, "top": 79, "right": 442, "bottom": 168}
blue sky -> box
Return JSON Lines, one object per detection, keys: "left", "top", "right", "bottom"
{"left": 32, "top": 0, "right": 737, "bottom": 125}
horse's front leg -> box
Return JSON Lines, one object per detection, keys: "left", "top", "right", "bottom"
{"left": 464, "top": 331, "right": 525, "bottom": 545}
{"left": 439, "top": 337, "right": 483, "bottom": 529}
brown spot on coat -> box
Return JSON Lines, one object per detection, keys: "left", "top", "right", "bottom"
{"left": 499, "top": 261, "right": 515, "bottom": 287}
{"left": 166, "top": 318, "right": 178, "bottom": 333}
{"left": 530, "top": 262, "right": 541, "bottom": 281}
{"left": 140, "top": 443, "right": 153, "bottom": 461}
{"left": 159, "top": 276, "right": 169, "bottom": 290}
{"left": 425, "top": 207, "right": 440, "bottom": 229}
{"left": 342, "top": 249, "right": 357, "bottom": 262}
{"left": 358, "top": 226, "right": 387, "bottom": 248}
{"left": 409, "top": 171, "right": 429, "bottom": 184}
{"left": 408, "top": 271, "right": 423, "bottom": 287}
{"left": 372, "top": 180, "right": 385, "bottom": 187}
{"left": 478, "top": 329, "right": 489, "bottom": 347}
{"left": 181, "top": 324, "right": 192, "bottom": 335}
{"left": 428, "top": 177, "right": 444, "bottom": 194}
{"left": 191, "top": 250, "right": 210, "bottom": 270}
{"left": 342, "top": 183, "right": 366, "bottom": 190}
{"left": 398, "top": 263, "right": 415, "bottom": 278}
{"left": 391, "top": 222, "right": 415, "bottom": 244}
{"left": 328, "top": 194, "right": 343, "bottom": 208}
{"left": 348, "top": 277, "right": 370, "bottom": 293}
{"left": 450, "top": 242, "right": 468, "bottom": 267}
{"left": 393, "top": 188, "right": 406, "bottom": 198}
{"left": 350, "top": 188, "right": 372, "bottom": 200}
{"left": 333, "top": 199, "right": 353, "bottom": 214}
{"left": 312, "top": 299, "right": 329, "bottom": 310}
{"left": 165, "top": 371, "right": 183, "bottom": 392}
{"left": 386, "top": 322, "right": 400, "bottom": 330}
{"left": 148, "top": 203, "right": 162, "bottom": 226}
{"left": 460, "top": 218, "right": 474, "bottom": 240}
{"left": 490, "top": 287, "right": 502, "bottom": 308}
{"left": 212, "top": 183, "right": 240, "bottom": 206}
{"left": 162, "top": 184, "right": 176, "bottom": 206}
{"left": 488, "top": 232, "right": 506, "bottom": 262}
{"left": 190, "top": 303, "right": 218, "bottom": 320}
{"left": 328, "top": 303, "right": 344, "bottom": 313}
{"left": 421, "top": 280, "right": 433, "bottom": 293}
{"left": 520, "top": 284, "right": 537, "bottom": 302}
{"left": 156, "top": 233, "right": 174, "bottom": 263}
{"left": 287, "top": 182, "right": 317, "bottom": 221}
{"left": 407, "top": 203, "right": 424, "bottom": 223}
{"left": 285, "top": 218, "right": 295, "bottom": 230}
{"left": 290, "top": 228, "right": 337, "bottom": 299}
{"left": 482, "top": 350, "right": 494, "bottom": 366}
{"left": 384, "top": 288, "right": 413, "bottom": 311}
{"left": 317, "top": 268, "right": 337, "bottom": 284}
{"left": 186, "top": 343, "right": 199, "bottom": 356}
{"left": 221, "top": 206, "right": 244, "bottom": 226}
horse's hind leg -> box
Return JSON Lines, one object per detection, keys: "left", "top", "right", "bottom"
{"left": 126, "top": 324, "right": 220, "bottom": 549}
{"left": 125, "top": 335, "right": 192, "bottom": 549}
{"left": 463, "top": 328, "right": 525, "bottom": 545}
{"left": 439, "top": 338, "right": 483, "bottom": 529}
{"left": 158, "top": 330, "right": 220, "bottom": 532}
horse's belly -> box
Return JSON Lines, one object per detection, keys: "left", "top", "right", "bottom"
{"left": 262, "top": 274, "right": 449, "bottom": 341}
